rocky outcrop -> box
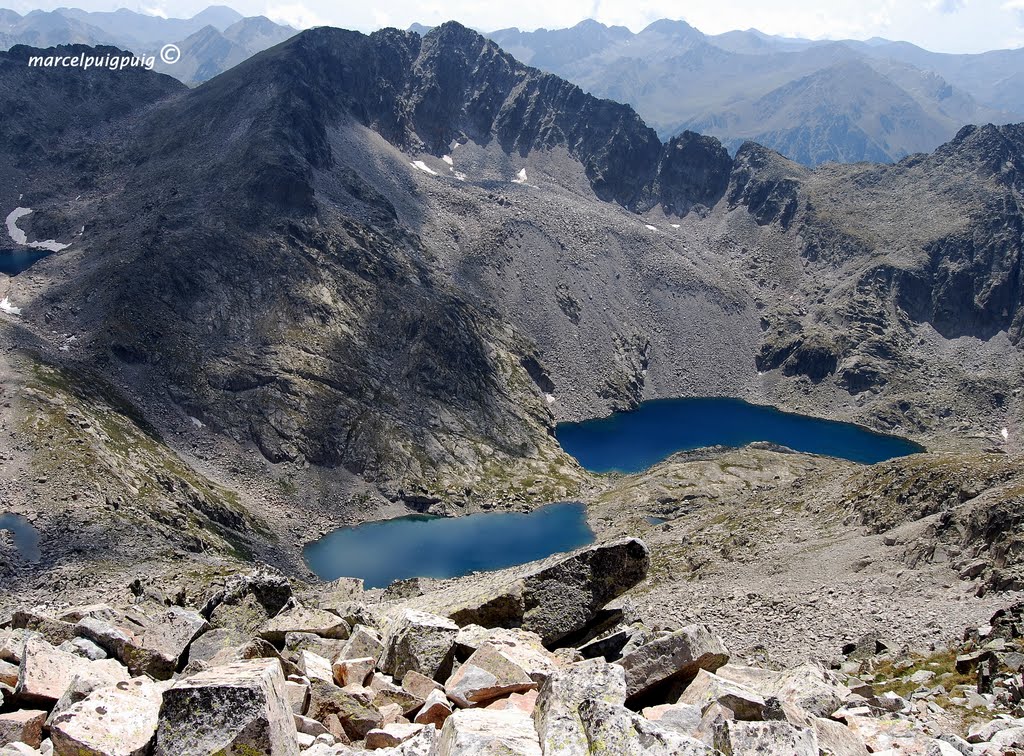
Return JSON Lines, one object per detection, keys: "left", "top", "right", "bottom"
{"left": 404, "top": 538, "right": 650, "bottom": 646}
{"left": 379, "top": 611, "right": 459, "bottom": 684}
{"left": 0, "top": 563, "right": 1020, "bottom": 754}
{"left": 153, "top": 659, "right": 299, "bottom": 756}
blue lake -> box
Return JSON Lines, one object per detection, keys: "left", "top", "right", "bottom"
{"left": 556, "top": 397, "right": 923, "bottom": 474}
{"left": 0, "top": 513, "right": 41, "bottom": 562}
{"left": 1, "top": 249, "right": 51, "bottom": 275}
{"left": 304, "top": 502, "right": 594, "bottom": 587}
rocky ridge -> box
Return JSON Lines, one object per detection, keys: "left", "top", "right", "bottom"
{"left": 0, "top": 544, "right": 1023, "bottom": 755}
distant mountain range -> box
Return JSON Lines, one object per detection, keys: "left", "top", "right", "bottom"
{"left": 485, "top": 19, "right": 1024, "bottom": 165}
{"left": 0, "top": 4, "right": 295, "bottom": 84}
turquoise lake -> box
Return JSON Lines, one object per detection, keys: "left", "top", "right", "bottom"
{"left": 0, "top": 249, "right": 51, "bottom": 275}
{"left": 304, "top": 502, "right": 594, "bottom": 587}
{"left": 555, "top": 397, "right": 923, "bottom": 474}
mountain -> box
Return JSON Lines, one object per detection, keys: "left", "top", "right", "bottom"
{"left": 150, "top": 16, "right": 296, "bottom": 83}
{"left": 1, "top": 19, "right": 1021, "bottom": 508}
{"left": 482, "top": 19, "right": 1024, "bottom": 166}
{"left": 54, "top": 5, "right": 243, "bottom": 46}
{"left": 0, "top": 6, "right": 295, "bottom": 85}
{"left": 0, "top": 22, "right": 1022, "bottom": 634}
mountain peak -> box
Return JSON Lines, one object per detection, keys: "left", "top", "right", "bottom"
{"left": 639, "top": 18, "right": 702, "bottom": 39}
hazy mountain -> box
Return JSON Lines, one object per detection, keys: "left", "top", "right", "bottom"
{"left": 150, "top": 16, "right": 296, "bottom": 83}
{"left": 0, "top": 5, "right": 295, "bottom": 84}
{"left": 54, "top": 5, "right": 243, "bottom": 46}
{"left": 483, "top": 19, "right": 1024, "bottom": 165}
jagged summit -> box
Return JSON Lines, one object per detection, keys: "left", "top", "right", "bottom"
{"left": 174, "top": 21, "right": 732, "bottom": 215}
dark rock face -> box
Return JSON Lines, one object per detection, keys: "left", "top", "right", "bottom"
{"left": 0, "top": 44, "right": 185, "bottom": 168}
{"left": 728, "top": 143, "right": 806, "bottom": 229}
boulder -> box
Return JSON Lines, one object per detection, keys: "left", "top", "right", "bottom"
{"left": 677, "top": 670, "right": 765, "bottom": 720}
{"left": 11, "top": 611, "right": 77, "bottom": 646}
{"left": 50, "top": 678, "right": 163, "bottom": 756}
{"left": 474, "top": 629, "right": 559, "bottom": 683}
{"left": 0, "top": 710, "right": 46, "bottom": 749}
{"left": 775, "top": 664, "right": 850, "bottom": 721}
{"left": 284, "top": 632, "right": 347, "bottom": 662}
{"left": 380, "top": 610, "right": 458, "bottom": 683}
{"left": 0, "top": 744, "right": 43, "bottom": 756}
{"left": 445, "top": 644, "right": 537, "bottom": 708}
{"left": 486, "top": 690, "right": 538, "bottom": 714}
{"left": 643, "top": 703, "right": 703, "bottom": 736}
{"left": 131, "top": 607, "right": 209, "bottom": 675}
{"left": 378, "top": 703, "right": 405, "bottom": 727}
{"left": 369, "top": 674, "right": 423, "bottom": 716}
{"left": 365, "top": 723, "right": 427, "bottom": 749}
{"left": 185, "top": 627, "right": 248, "bottom": 666}
{"left": 968, "top": 717, "right": 1024, "bottom": 743}
{"left": 259, "top": 605, "right": 350, "bottom": 644}
{"left": 841, "top": 713, "right": 931, "bottom": 752}
{"left": 693, "top": 702, "right": 735, "bottom": 745}
{"left": 306, "top": 679, "right": 383, "bottom": 742}
{"left": 813, "top": 717, "right": 869, "bottom": 756}
{"left": 57, "top": 638, "right": 107, "bottom": 661}
{"left": 0, "top": 630, "right": 29, "bottom": 664}
{"left": 298, "top": 651, "right": 334, "bottom": 685}
{"left": 294, "top": 714, "right": 330, "bottom": 737}
{"left": 77, "top": 609, "right": 207, "bottom": 681}
{"left": 415, "top": 689, "right": 453, "bottom": 729}
{"left": 16, "top": 637, "right": 128, "bottom": 705}
{"left": 0, "top": 661, "right": 17, "bottom": 688}
{"left": 285, "top": 678, "right": 310, "bottom": 715}
{"left": 618, "top": 625, "right": 729, "bottom": 705}
{"left": 409, "top": 539, "right": 649, "bottom": 647}
{"left": 402, "top": 670, "right": 443, "bottom": 700}
{"left": 340, "top": 625, "right": 385, "bottom": 662}
{"left": 317, "top": 577, "right": 365, "bottom": 605}
{"left": 202, "top": 566, "right": 293, "bottom": 635}
{"left": 453, "top": 625, "right": 493, "bottom": 661}
{"left": 533, "top": 658, "right": 627, "bottom": 756}
{"left": 578, "top": 698, "right": 718, "bottom": 755}
{"left": 334, "top": 657, "right": 376, "bottom": 688}
{"left": 713, "top": 720, "right": 818, "bottom": 755}
{"left": 153, "top": 659, "right": 299, "bottom": 756}
{"left": 437, "top": 709, "right": 541, "bottom": 755}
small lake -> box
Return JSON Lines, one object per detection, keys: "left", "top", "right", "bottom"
{"left": 0, "top": 513, "right": 41, "bottom": 562}
{"left": 304, "top": 502, "right": 594, "bottom": 587}
{"left": 1, "top": 249, "right": 51, "bottom": 275}
{"left": 556, "top": 397, "right": 923, "bottom": 474}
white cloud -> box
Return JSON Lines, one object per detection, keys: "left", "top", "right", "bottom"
{"left": 928, "top": 0, "right": 967, "bottom": 12}
{"left": 263, "top": 2, "right": 324, "bottom": 29}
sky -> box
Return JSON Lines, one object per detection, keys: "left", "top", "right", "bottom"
{"left": 9, "top": 0, "right": 1024, "bottom": 52}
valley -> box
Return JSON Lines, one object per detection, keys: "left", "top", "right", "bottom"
{"left": 0, "top": 15, "right": 1023, "bottom": 754}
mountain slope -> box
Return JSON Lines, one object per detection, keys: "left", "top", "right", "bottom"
{"left": 1, "top": 21, "right": 1023, "bottom": 524}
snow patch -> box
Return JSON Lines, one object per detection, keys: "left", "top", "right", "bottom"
{"left": 645, "top": 224, "right": 658, "bottom": 231}
{"left": 410, "top": 161, "right": 438, "bottom": 176}
{"left": 442, "top": 155, "right": 454, "bottom": 166}
{"left": 543, "top": 392, "right": 556, "bottom": 405}
{"left": 189, "top": 416, "right": 205, "bottom": 429}
{"left": 0, "top": 298, "right": 21, "bottom": 316}
{"left": 1002, "top": 427, "right": 1010, "bottom": 441}
{"left": 671, "top": 223, "right": 681, "bottom": 228}
{"left": 513, "top": 168, "right": 528, "bottom": 184}
{"left": 6, "top": 207, "right": 70, "bottom": 251}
